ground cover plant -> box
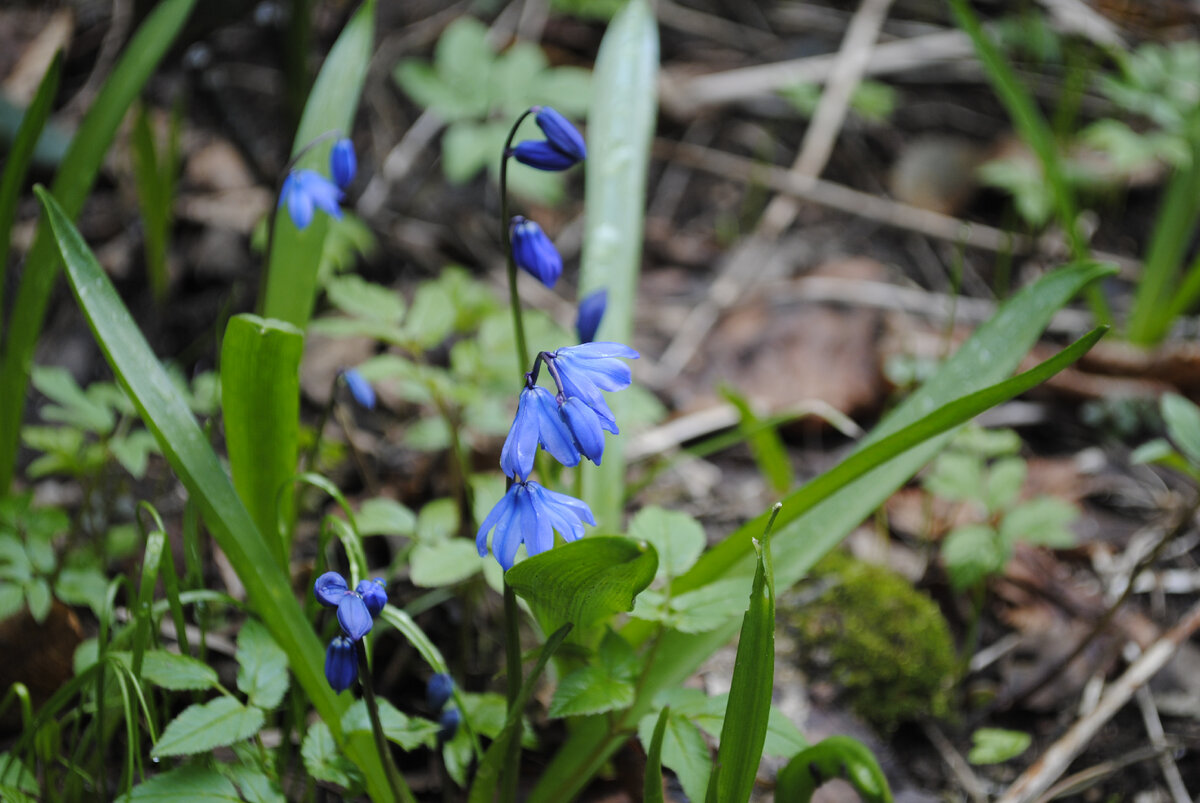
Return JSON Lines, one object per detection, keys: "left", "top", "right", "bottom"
{"left": 1, "top": 1, "right": 1200, "bottom": 801}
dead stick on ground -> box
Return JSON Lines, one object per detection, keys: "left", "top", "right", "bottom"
{"left": 997, "top": 597, "right": 1200, "bottom": 803}
{"left": 658, "top": 0, "right": 896, "bottom": 380}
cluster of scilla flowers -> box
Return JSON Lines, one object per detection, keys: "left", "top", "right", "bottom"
{"left": 313, "top": 572, "right": 388, "bottom": 692}
{"left": 279, "top": 136, "right": 356, "bottom": 230}
{"left": 476, "top": 107, "right": 639, "bottom": 570}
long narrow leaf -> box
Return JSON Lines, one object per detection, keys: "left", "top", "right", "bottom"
{"left": 0, "top": 51, "right": 62, "bottom": 319}
{"left": 34, "top": 187, "right": 397, "bottom": 801}
{"left": 643, "top": 707, "right": 670, "bottom": 803}
{"left": 528, "top": 261, "right": 1114, "bottom": 802}
{"left": 577, "top": 0, "right": 658, "bottom": 529}
{"left": 0, "top": 0, "right": 196, "bottom": 494}
{"left": 260, "top": 0, "right": 374, "bottom": 328}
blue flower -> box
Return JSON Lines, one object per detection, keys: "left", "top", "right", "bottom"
{"left": 438, "top": 707, "right": 461, "bottom": 741}
{"left": 532, "top": 106, "right": 586, "bottom": 162}
{"left": 313, "top": 570, "right": 373, "bottom": 640}
{"left": 330, "top": 138, "right": 357, "bottom": 189}
{"left": 575, "top": 289, "right": 607, "bottom": 343}
{"left": 501, "top": 385, "right": 581, "bottom": 480}
{"left": 512, "top": 140, "right": 580, "bottom": 172}
{"left": 559, "top": 396, "right": 605, "bottom": 465}
{"left": 279, "top": 169, "right": 344, "bottom": 230}
{"left": 325, "top": 635, "right": 358, "bottom": 693}
{"left": 356, "top": 578, "right": 387, "bottom": 616}
{"left": 476, "top": 480, "right": 595, "bottom": 570}
{"left": 427, "top": 673, "right": 454, "bottom": 712}
{"left": 510, "top": 217, "right": 563, "bottom": 287}
{"left": 342, "top": 368, "right": 376, "bottom": 410}
{"left": 551, "top": 342, "right": 639, "bottom": 433}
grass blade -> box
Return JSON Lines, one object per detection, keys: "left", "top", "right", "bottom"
{"left": 577, "top": 0, "right": 658, "bottom": 529}
{"left": 34, "top": 186, "right": 398, "bottom": 801}
{"left": 643, "top": 707, "right": 670, "bottom": 803}
{"left": 0, "top": 0, "right": 196, "bottom": 494}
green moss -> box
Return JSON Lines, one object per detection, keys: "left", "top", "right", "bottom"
{"left": 783, "top": 552, "right": 955, "bottom": 733}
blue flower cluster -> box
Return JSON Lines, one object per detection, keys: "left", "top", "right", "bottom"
{"left": 426, "top": 673, "right": 460, "bottom": 741}
{"left": 279, "top": 137, "right": 356, "bottom": 230}
{"left": 477, "top": 343, "right": 638, "bottom": 570}
{"left": 314, "top": 571, "right": 387, "bottom": 692}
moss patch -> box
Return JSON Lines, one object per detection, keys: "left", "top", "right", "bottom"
{"left": 782, "top": 551, "right": 955, "bottom": 734}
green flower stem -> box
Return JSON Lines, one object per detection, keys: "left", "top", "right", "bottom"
{"left": 302, "top": 374, "right": 340, "bottom": 472}
{"left": 501, "top": 578, "right": 523, "bottom": 803}
{"left": 356, "top": 639, "right": 413, "bottom": 803}
{"left": 499, "top": 109, "right": 536, "bottom": 375}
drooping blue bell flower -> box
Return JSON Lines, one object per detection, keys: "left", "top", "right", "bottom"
{"left": 342, "top": 368, "right": 376, "bottom": 410}
{"left": 476, "top": 479, "right": 595, "bottom": 570}
{"left": 356, "top": 578, "right": 387, "bottom": 617}
{"left": 427, "top": 673, "right": 454, "bottom": 712}
{"left": 279, "top": 169, "right": 344, "bottom": 230}
{"left": 532, "top": 106, "right": 586, "bottom": 162}
{"left": 330, "top": 138, "right": 357, "bottom": 189}
{"left": 325, "top": 636, "right": 358, "bottom": 693}
{"left": 510, "top": 216, "right": 563, "bottom": 287}
{"left": 559, "top": 396, "right": 605, "bottom": 466}
{"left": 549, "top": 342, "right": 639, "bottom": 435}
{"left": 512, "top": 140, "right": 580, "bottom": 172}
{"left": 575, "top": 289, "right": 607, "bottom": 343}
{"left": 313, "top": 570, "right": 373, "bottom": 640}
{"left": 501, "top": 385, "right": 581, "bottom": 481}
{"left": 438, "top": 707, "right": 461, "bottom": 741}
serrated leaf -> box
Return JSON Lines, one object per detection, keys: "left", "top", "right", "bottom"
{"left": 115, "top": 650, "right": 218, "bottom": 691}
{"left": 409, "top": 540, "right": 482, "bottom": 588}
{"left": 636, "top": 709, "right": 710, "bottom": 803}
{"left": 943, "top": 524, "right": 1002, "bottom": 590}
{"left": 32, "top": 365, "right": 115, "bottom": 433}
{"left": 356, "top": 497, "right": 416, "bottom": 537}
{"left": 221, "top": 764, "right": 285, "bottom": 803}
{"left": 343, "top": 699, "right": 440, "bottom": 750}
{"left": 152, "top": 697, "right": 265, "bottom": 757}
{"left": 236, "top": 619, "right": 289, "bottom": 709}
{"left": 325, "top": 276, "right": 405, "bottom": 323}
{"left": 118, "top": 765, "right": 241, "bottom": 802}
{"left": 301, "top": 721, "right": 363, "bottom": 791}
{"left": 550, "top": 631, "right": 638, "bottom": 717}
{"left": 968, "top": 727, "right": 1031, "bottom": 764}
{"left": 506, "top": 536, "right": 657, "bottom": 628}
{"left": 628, "top": 506, "right": 705, "bottom": 579}
{"left": 1000, "top": 496, "right": 1077, "bottom": 548}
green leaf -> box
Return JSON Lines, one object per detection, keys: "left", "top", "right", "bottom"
{"left": 109, "top": 430, "right": 159, "bottom": 479}
{"left": 630, "top": 578, "right": 751, "bottom": 634}
{"left": 221, "top": 764, "right": 285, "bottom": 803}
{"left": 550, "top": 630, "right": 637, "bottom": 717}
{"left": 776, "top": 736, "right": 893, "bottom": 803}
{"left": 643, "top": 707, "right": 669, "bottom": 803}
{"left": 985, "top": 456, "right": 1027, "bottom": 513}
{"left": 578, "top": 0, "right": 659, "bottom": 529}
{"left": 302, "top": 721, "right": 363, "bottom": 791}
{"left": 628, "top": 506, "right": 705, "bottom": 579}
{"left": 943, "top": 525, "right": 1002, "bottom": 590}
{"left": 236, "top": 619, "right": 290, "bottom": 710}
{"left": 923, "top": 451, "right": 984, "bottom": 503}
{"left": 261, "top": 0, "right": 374, "bottom": 328}
{"left": 707, "top": 523, "right": 774, "bottom": 803}
{"left": 114, "top": 650, "right": 218, "bottom": 691}
{"left": 403, "top": 280, "right": 457, "bottom": 349}
{"left": 356, "top": 498, "right": 416, "bottom": 537}
{"left": 34, "top": 187, "right": 393, "bottom": 797}
{"left": 25, "top": 578, "right": 50, "bottom": 622}
{"left": 325, "top": 275, "right": 405, "bottom": 323}
{"left": 999, "top": 496, "right": 1077, "bottom": 548}
{"left": 31, "top": 365, "right": 115, "bottom": 433}
{"left": 415, "top": 498, "right": 459, "bottom": 542}
{"left": 1162, "top": 393, "right": 1200, "bottom": 466}
{"left": 220, "top": 314, "right": 303, "bottom": 565}
{"left": 118, "top": 765, "right": 241, "bottom": 802}
{"left": 969, "top": 727, "right": 1032, "bottom": 764}
{"left": 54, "top": 566, "right": 109, "bottom": 616}
{"left": 0, "top": 0, "right": 197, "bottom": 495}
{"left": 409, "top": 540, "right": 482, "bottom": 588}
{"left": 636, "top": 708, "right": 710, "bottom": 803}
{"left": 152, "top": 697, "right": 266, "bottom": 758}
{"left": 721, "top": 386, "right": 793, "bottom": 494}
{"left": 343, "top": 699, "right": 440, "bottom": 751}
{"left": 505, "top": 536, "right": 658, "bottom": 628}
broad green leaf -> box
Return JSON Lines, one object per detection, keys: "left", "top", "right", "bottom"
{"left": 325, "top": 275, "right": 405, "bottom": 322}
{"left": 707, "top": 525, "right": 774, "bottom": 803}
{"left": 943, "top": 525, "right": 1002, "bottom": 590}
{"left": 1162, "top": 393, "right": 1200, "bottom": 466}
{"left": 923, "top": 451, "right": 984, "bottom": 503}
{"left": 505, "top": 536, "right": 657, "bottom": 628}
{"left": 356, "top": 497, "right": 416, "bottom": 537}
{"left": 343, "top": 699, "right": 440, "bottom": 751}
{"left": 636, "top": 709, "right": 710, "bottom": 803}
{"left": 113, "top": 650, "right": 218, "bottom": 691}
{"left": 54, "top": 566, "right": 108, "bottom": 615}
{"left": 220, "top": 314, "right": 303, "bottom": 564}
{"left": 31, "top": 365, "right": 114, "bottom": 433}
{"left": 985, "top": 456, "right": 1027, "bottom": 513}
{"left": 528, "top": 263, "right": 1114, "bottom": 803}
{"left": 302, "top": 721, "right": 363, "bottom": 790}
{"left": 776, "top": 736, "right": 892, "bottom": 802}
{"left": 25, "top": 578, "right": 50, "bottom": 622}
{"left": 118, "top": 765, "right": 241, "bottom": 802}
{"left": 261, "top": 0, "right": 374, "bottom": 328}
{"left": 415, "top": 498, "right": 459, "bottom": 542}
{"left": 999, "top": 496, "right": 1077, "bottom": 548}
{"left": 34, "top": 188, "right": 394, "bottom": 798}
{"left": 643, "top": 707, "right": 669, "bottom": 803}
{"left": 221, "top": 764, "right": 285, "bottom": 803}
{"left": 0, "top": 0, "right": 196, "bottom": 494}
{"left": 152, "top": 697, "right": 265, "bottom": 757}
{"left": 109, "top": 430, "right": 159, "bottom": 479}
{"left": 630, "top": 578, "right": 750, "bottom": 634}
{"left": 968, "top": 728, "right": 1032, "bottom": 764}
{"left": 550, "top": 630, "right": 637, "bottom": 717}
{"left": 628, "top": 506, "right": 705, "bottom": 579}
{"left": 236, "top": 618, "right": 290, "bottom": 709}
{"left": 578, "top": 0, "right": 659, "bottom": 529}
{"left": 403, "top": 280, "right": 457, "bottom": 349}
{"left": 409, "top": 540, "right": 482, "bottom": 588}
